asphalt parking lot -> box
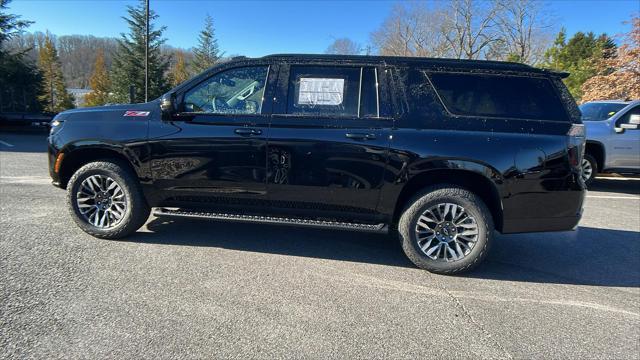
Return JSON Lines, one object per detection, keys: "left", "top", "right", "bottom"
{"left": 1, "top": 130, "right": 639, "bottom": 359}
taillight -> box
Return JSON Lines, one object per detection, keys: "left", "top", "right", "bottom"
{"left": 567, "top": 124, "right": 586, "bottom": 168}
{"left": 567, "top": 124, "right": 585, "bottom": 138}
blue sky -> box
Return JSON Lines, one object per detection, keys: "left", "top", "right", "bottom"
{"left": 8, "top": 0, "right": 640, "bottom": 57}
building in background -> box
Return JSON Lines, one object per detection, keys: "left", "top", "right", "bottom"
{"left": 67, "top": 88, "right": 92, "bottom": 107}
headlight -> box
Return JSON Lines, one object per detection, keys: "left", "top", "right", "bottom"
{"left": 49, "top": 119, "right": 64, "bottom": 135}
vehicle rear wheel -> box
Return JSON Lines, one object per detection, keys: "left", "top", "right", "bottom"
{"left": 398, "top": 185, "right": 493, "bottom": 274}
{"left": 67, "top": 160, "right": 150, "bottom": 239}
{"left": 581, "top": 154, "right": 598, "bottom": 186}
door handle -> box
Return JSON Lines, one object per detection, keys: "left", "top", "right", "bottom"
{"left": 234, "top": 128, "right": 262, "bottom": 136}
{"left": 345, "top": 132, "right": 376, "bottom": 140}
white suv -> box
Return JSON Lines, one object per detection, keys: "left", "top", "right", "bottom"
{"left": 579, "top": 100, "right": 640, "bottom": 184}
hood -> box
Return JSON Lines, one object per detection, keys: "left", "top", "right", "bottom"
{"left": 55, "top": 101, "right": 160, "bottom": 122}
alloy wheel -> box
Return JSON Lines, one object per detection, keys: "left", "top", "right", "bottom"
{"left": 581, "top": 158, "right": 593, "bottom": 183}
{"left": 76, "top": 175, "right": 127, "bottom": 228}
{"left": 415, "top": 203, "right": 479, "bottom": 262}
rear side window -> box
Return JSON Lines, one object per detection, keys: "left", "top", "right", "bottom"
{"left": 429, "top": 72, "right": 568, "bottom": 121}
{"left": 287, "top": 66, "right": 379, "bottom": 117}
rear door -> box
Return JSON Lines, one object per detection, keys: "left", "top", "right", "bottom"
{"left": 266, "top": 63, "right": 393, "bottom": 220}
{"left": 148, "top": 64, "right": 276, "bottom": 208}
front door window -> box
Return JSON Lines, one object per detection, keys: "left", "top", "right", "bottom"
{"left": 183, "top": 66, "right": 269, "bottom": 115}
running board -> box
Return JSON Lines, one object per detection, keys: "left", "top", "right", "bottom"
{"left": 152, "top": 208, "right": 388, "bottom": 233}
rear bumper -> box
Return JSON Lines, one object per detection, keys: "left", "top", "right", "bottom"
{"left": 501, "top": 177, "right": 585, "bottom": 234}
{"left": 501, "top": 212, "right": 582, "bottom": 234}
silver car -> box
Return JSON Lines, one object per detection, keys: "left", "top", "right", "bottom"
{"left": 579, "top": 100, "right": 640, "bottom": 184}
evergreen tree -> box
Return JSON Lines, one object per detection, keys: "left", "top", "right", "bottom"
{"left": 169, "top": 50, "right": 189, "bottom": 87}
{"left": 544, "top": 29, "right": 617, "bottom": 101}
{"left": 37, "top": 34, "right": 74, "bottom": 112}
{"left": 191, "top": 14, "right": 222, "bottom": 73}
{"left": 0, "top": 0, "right": 43, "bottom": 113}
{"left": 110, "top": 0, "right": 170, "bottom": 103}
{"left": 85, "top": 49, "right": 111, "bottom": 106}
{"left": 0, "top": 0, "right": 31, "bottom": 47}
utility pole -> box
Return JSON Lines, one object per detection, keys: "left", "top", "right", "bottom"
{"left": 144, "top": 0, "right": 149, "bottom": 102}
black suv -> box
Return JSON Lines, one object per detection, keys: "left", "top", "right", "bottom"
{"left": 48, "top": 54, "right": 586, "bottom": 274}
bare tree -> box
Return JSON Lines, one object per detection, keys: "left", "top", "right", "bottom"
{"left": 325, "top": 37, "right": 361, "bottom": 55}
{"left": 371, "top": 3, "right": 450, "bottom": 58}
{"left": 493, "top": 0, "right": 554, "bottom": 64}
{"left": 441, "top": 0, "right": 501, "bottom": 60}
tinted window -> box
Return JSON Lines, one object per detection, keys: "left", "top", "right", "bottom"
{"left": 429, "top": 72, "right": 568, "bottom": 121}
{"left": 287, "top": 66, "right": 379, "bottom": 117}
{"left": 183, "top": 66, "right": 268, "bottom": 114}
{"left": 579, "top": 102, "right": 628, "bottom": 121}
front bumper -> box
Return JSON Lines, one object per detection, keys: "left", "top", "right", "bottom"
{"left": 47, "top": 137, "right": 64, "bottom": 189}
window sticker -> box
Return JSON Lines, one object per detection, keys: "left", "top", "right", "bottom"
{"left": 298, "top": 78, "right": 344, "bottom": 106}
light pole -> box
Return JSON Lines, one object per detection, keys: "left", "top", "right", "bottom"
{"left": 145, "top": 0, "right": 149, "bottom": 102}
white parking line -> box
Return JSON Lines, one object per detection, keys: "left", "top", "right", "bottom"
{"left": 596, "top": 176, "right": 640, "bottom": 181}
{"left": 587, "top": 195, "right": 640, "bottom": 200}
{"left": 0, "top": 140, "right": 15, "bottom": 147}
{"left": 0, "top": 176, "right": 51, "bottom": 184}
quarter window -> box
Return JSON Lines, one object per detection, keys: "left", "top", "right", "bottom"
{"left": 429, "top": 72, "right": 568, "bottom": 121}
{"left": 286, "top": 66, "right": 379, "bottom": 118}
{"left": 183, "top": 66, "right": 269, "bottom": 115}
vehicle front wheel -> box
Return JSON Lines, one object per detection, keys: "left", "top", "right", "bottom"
{"left": 581, "top": 154, "right": 598, "bottom": 186}
{"left": 67, "top": 160, "right": 150, "bottom": 239}
{"left": 398, "top": 185, "right": 493, "bottom": 274}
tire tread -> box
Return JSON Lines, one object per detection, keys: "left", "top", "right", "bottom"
{"left": 66, "top": 159, "right": 149, "bottom": 239}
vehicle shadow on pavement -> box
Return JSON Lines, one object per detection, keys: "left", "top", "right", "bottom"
{"left": 139, "top": 217, "right": 414, "bottom": 268}
{"left": 135, "top": 218, "right": 639, "bottom": 287}
{"left": 474, "top": 226, "right": 640, "bottom": 287}
{"left": 588, "top": 177, "right": 640, "bottom": 195}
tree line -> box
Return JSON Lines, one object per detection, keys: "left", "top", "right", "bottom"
{"left": 326, "top": 0, "right": 639, "bottom": 102}
{"left": 1, "top": 0, "right": 638, "bottom": 114}
{"left": 1, "top": 0, "right": 222, "bottom": 111}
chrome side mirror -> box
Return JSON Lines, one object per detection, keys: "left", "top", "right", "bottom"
{"left": 616, "top": 114, "right": 640, "bottom": 132}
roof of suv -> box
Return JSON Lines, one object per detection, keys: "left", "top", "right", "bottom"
{"left": 259, "top": 53, "right": 566, "bottom": 77}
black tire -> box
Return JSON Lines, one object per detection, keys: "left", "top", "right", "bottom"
{"left": 67, "top": 160, "right": 150, "bottom": 239}
{"left": 398, "top": 185, "right": 493, "bottom": 275}
{"left": 582, "top": 153, "right": 598, "bottom": 186}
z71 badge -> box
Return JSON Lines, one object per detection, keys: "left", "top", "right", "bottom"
{"left": 123, "top": 111, "right": 150, "bottom": 117}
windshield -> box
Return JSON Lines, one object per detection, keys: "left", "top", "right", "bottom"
{"left": 579, "top": 102, "right": 628, "bottom": 121}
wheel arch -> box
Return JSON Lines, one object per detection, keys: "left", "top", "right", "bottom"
{"left": 57, "top": 143, "right": 140, "bottom": 189}
{"left": 392, "top": 168, "right": 504, "bottom": 232}
{"left": 585, "top": 140, "right": 605, "bottom": 171}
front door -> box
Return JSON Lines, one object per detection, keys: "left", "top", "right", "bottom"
{"left": 148, "top": 64, "right": 275, "bottom": 209}
{"left": 610, "top": 105, "right": 640, "bottom": 168}
{"left": 266, "top": 64, "right": 392, "bottom": 221}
